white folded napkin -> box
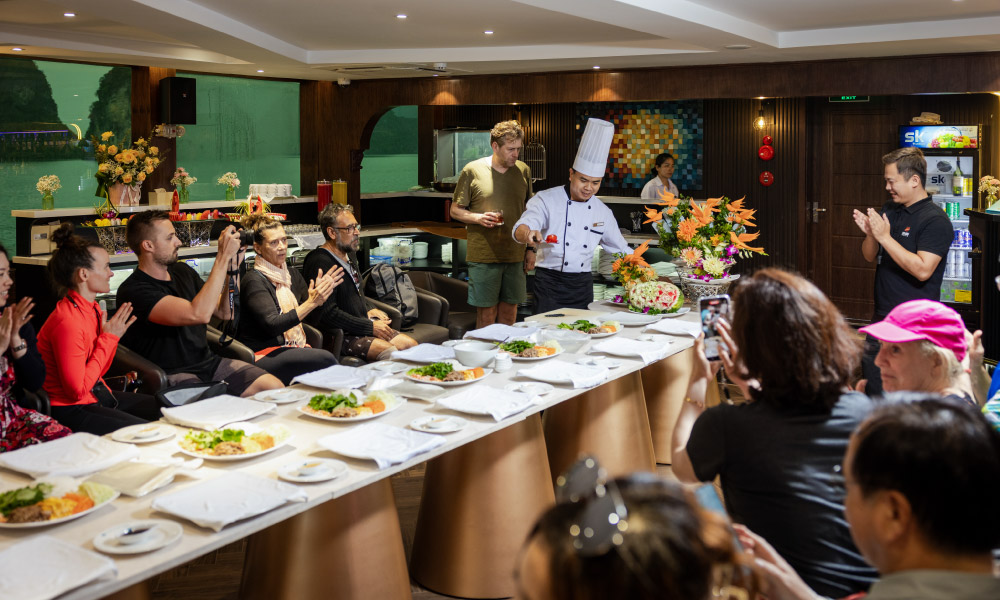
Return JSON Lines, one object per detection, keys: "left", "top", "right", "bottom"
{"left": 160, "top": 395, "right": 275, "bottom": 430}
{"left": 151, "top": 471, "right": 307, "bottom": 532}
{"left": 317, "top": 422, "right": 445, "bottom": 470}
{"left": 0, "top": 433, "right": 138, "bottom": 478}
{"left": 86, "top": 460, "right": 177, "bottom": 498}
{"left": 645, "top": 318, "right": 702, "bottom": 338}
{"left": 464, "top": 323, "right": 539, "bottom": 342}
{"left": 518, "top": 361, "right": 609, "bottom": 388}
{"left": 591, "top": 310, "right": 660, "bottom": 325}
{"left": 390, "top": 343, "right": 456, "bottom": 362}
{"left": 591, "top": 338, "right": 671, "bottom": 365}
{"left": 291, "top": 364, "right": 371, "bottom": 389}
{"left": 437, "top": 386, "right": 533, "bottom": 421}
{"left": 0, "top": 536, "right": 116, "bottom": 600}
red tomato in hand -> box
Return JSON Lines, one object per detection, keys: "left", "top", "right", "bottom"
{"left": 545, "top": 234, "right": 558, "bottom": 243}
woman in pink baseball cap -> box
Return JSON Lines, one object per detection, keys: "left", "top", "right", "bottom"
{"left": 859, "top": 299, "right": 974, "bottom": 405}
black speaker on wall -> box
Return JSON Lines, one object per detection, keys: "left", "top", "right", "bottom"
{"left": 160, "top": 76, "right": 196, "bottom": 124}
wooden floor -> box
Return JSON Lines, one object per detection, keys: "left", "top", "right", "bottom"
{"left": 147, "top": 462, "right": 678, "bottom": 600}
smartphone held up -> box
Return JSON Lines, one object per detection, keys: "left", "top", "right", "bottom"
{"left": 699, "top": 294, "right": 730, "bottom": 362}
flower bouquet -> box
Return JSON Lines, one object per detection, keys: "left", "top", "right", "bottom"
{"left": 643, "top": 192, "right": 766, "bottom": 281}
{"left": 171, "top": 167, "right": 197, "bottom": 203}
{"left": 611, "top": 241, "right": 685, "bottom": 314}
{"left": 36, "top": 175, "right": 61, "bottom": 210}
{"left": 218, "top": 172, "right": 240, "bottom": 201}
{"left": 91, "top": 130, "right": 162, "bottom": 206}
{"left": 980, "top": 175, "right": 1000, "bottom": 213}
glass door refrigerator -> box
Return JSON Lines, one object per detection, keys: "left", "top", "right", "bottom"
{"left": 898, "top": 125, "right": 981, "bottom": 324}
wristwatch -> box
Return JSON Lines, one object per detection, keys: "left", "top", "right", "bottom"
{"left": 526, "top": 246, "right": 537, "bottom": 253}
{"left": 11, "top": 341, "right": 26, "bottom": 352}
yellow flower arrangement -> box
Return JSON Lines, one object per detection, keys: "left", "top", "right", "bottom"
{"left": 644, "top": 191, "right": 766, "bottom": 280}
{"left": 91, "top": 129, "right": 164, "bottom": 199}
{"left": 611, "top": 240, "right": 656, "bottom": 287}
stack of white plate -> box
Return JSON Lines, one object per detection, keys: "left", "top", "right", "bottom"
{"left": 441, "top": 243, "right": 453, "bottom": 264}
{"left": 591, "top": 246, "right": 603, "bottom": 273}
{"left": 593, "top": 283, "right": 607, "bottom": 302}
{"left": 650, "top": 261, "right": 678, "bottom": 277}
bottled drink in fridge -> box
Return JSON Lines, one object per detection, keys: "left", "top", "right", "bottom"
{"left": 953, "top": 163, "right": 964, "bottom": 196}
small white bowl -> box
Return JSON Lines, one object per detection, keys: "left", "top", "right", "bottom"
{"left": 542, "top": 329, "right": 590, "bottom": 354}
{"left": 453, "top": 341, "right": 498, "bottom": 368}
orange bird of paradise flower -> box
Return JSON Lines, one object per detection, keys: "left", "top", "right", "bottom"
{"left": 689, "top": 201, "right": 714, "bottom": 227}
{"left": 657, "top": 190, "right": 679, "bottom": 207}
{"left": 611, "top": 240, "right": 651, "bottom": 273}
{"left": 704, "top": 196, "right": 723, "bottom": 213}
{"left": 729, "top": 230, "right": 765, "bottom": 253}
{"left": 643, "top": 205, "right": 663, "bottom": 224}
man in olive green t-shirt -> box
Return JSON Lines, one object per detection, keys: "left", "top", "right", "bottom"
{"left": 450, "top": 120, "right": 534, "bottom": 328}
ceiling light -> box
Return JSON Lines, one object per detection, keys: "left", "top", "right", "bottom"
{"left": 11, "top": 47, "right": 23, "bottom": 52}
{"left": 484, "top": 30, "right": 494, "bottom": 35}
{"left": 256, "top": 69, "right": 264, "bottom": 73}
{"left": 754, "top": 108, "right": 766, "bottom": 130}
{"left": 725, "top": 44, "right": 751, "bottom": 50}
{"left": 593, "top": 66, "right": 600, "bottom": 70}
{"left": 64, "top": 12, "right": 76, "bottom": 17}
{"left": 396, "top": 14, "right": 406, "bottom": 19}
{"left": 73, "top": 94, "right": 78, "bottom": 97}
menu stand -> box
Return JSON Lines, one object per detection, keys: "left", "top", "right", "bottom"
{"left": 239, "top": 479, "right": 412, "bottom": 600}
{"left": 409, "top": 414, "right": 554, "bottom": 598}
{"left": 542, "top": 371, "right": 656, "bottom": 481}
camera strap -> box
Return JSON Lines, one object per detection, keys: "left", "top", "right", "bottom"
{"left": 216, "top": 257, "right": 241, "bottom": 347}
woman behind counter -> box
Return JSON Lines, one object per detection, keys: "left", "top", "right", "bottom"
{"left": 0, "top": 244, "right": 71, "bottom": 451}
{"left": 237, "top": 214, "right": 342, "bottom": 383}
{"left": 640, "top": 153, "right": 679, "bottom": 200}
{"left": 37, "top": 224, "right": 161, "bottom": 435}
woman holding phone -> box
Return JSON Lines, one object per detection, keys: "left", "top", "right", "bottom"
{"left": 671, "top": 269, "right": 878, "bottom": 598}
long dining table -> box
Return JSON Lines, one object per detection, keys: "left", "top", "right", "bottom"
{"left": 0, "top": 304, "right": 704, "bottom": 600}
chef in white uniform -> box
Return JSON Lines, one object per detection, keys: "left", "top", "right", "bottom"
{"left": 513, "top": 118, "right": 631, "bottom": 314}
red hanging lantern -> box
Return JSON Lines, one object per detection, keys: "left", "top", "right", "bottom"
{"left": 762, "top": 135, "right": 773, "bottom": 146}
{"left": 758, "top": 145, "right": 774, "bottom": 161}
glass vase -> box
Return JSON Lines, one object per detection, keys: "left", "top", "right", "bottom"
{"left": 225, "top": 186, "right": 236, "bottom": 201}
{"left": 178, "top": 187, "right": 190, "bottom": 203}
{"left": 41, "top": 191, "right": 55, "bottom": 210}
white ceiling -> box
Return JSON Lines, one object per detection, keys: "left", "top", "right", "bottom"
{"left": 1, "top": 0, "right": 999, "bottom": 81}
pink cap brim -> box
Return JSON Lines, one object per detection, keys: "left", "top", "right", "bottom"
{"left": 858, "top": 320, "right": 927, "bottom": 344}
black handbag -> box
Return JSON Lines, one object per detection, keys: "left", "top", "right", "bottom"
{"left": 154, "top": 381, "right": 228, "bottom": 407}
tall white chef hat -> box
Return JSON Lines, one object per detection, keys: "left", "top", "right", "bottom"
{"left": 572, "top": 118, "right": 615, "bottom": 178}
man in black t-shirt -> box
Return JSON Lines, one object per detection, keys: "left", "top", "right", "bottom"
{"left": 116, "top": 211, "right": 281, "bottom": 397}
{"left": 853, "top": 147, "right": 953, "bottom": 395}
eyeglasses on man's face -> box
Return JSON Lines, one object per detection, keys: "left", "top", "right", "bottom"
{"left": 331, "top": 224, "right": 362, "bottom": 234}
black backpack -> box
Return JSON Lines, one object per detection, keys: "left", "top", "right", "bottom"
{"left": 364, "top": 263, "right": 419, "bottom": 328}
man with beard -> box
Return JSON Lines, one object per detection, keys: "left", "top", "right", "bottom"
{"left": 302, "top": 203, "right": 417, "bottom": 362}
{"left": 117, "top": 210, "right": 281, "bottom": 397}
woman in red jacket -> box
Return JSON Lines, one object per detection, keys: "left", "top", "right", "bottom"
{"left": 38, "top": 224, "right": 160, "bottom": 434}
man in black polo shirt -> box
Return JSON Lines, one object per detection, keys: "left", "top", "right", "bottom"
{"left": 853, "top": 147, "right": 953, "bottom": 395}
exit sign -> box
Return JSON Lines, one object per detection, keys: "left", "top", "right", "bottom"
{"left": 829, "top": 95, "right": 870, "bottom": 102}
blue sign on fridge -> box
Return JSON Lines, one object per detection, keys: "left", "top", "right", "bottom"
{"left": 899, "top": 125, "right": 978, "bottom": 149}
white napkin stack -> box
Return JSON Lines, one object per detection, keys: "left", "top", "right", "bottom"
{"left": 645, "top": 318, "right": 702, "bottom": 338}
{"left": 591, "top": 338, "right": 671, "bottom": 365}
{"left": 291, "top": 364, "right": 371, "bottom": 389}
{"left": 437, "top": 387, "right": 534, "bottom": 421}
{"left": 0, "top": 433, "right": 138, "bottom": 478}
{"left": 390, "top": 343, "right": 456, "bottom": 362}
{"left": 151, "top": 471, "right": 307, "bottom": 532}
{"left": 464, "top": 323, "right": 539, "bottom": 342}
{"left": 0, "top": 536, "right": 116, "bottom": 600}
{"left": 317, "top": 422, "right": 445, "bottom": 469}
{"left": 160, "top": 395, "right": 275, "bottom": 430}
{"left": 518, "top": 361, "right": 609, "bottom": 388}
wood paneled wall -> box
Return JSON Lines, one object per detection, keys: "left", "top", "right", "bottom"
{"left": 132, "top": 67, "right": 177, "bottom": 193}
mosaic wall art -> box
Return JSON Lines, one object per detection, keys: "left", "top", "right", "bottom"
{"left": 576, "top": 101, "right": 704, "bottom": 192}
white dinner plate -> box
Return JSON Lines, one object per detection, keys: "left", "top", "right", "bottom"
{"left": 111, "top": 423, "right": 175, "bottom": 444}
{"left": 410, "top": 415, "right": 468, "bottom": 434}
{"left": 577, "top": 356, "right": 623, "bottom": 369}
{"left": 253, "top": 388, "right": 312, "bottom": 404}
{"left": 586, "top": 329, "right": 620, "bottom": 338}
{"left": 175, "top": 424, "right": 293, "bottom": 461}
{"left": 277, "top": 458, "right": 349, "bottom": 483}
{"left": 504, "top": 382, "right": 555, "bottom": 395}
{"left": 0, "top": 488, "right": 120, "bottom": 529}
{"left": 93, "top": 519, "right": 182, "bottom": 555}
{"left": 297, "top": 396, "right": 405, "bottom": 422}
{"left": 613, "top": 312, "right": 663, "bottom": 326}
{"left": 386, "top": 380, "right": 447, "bottom": 402}
{"left": 662, "top": 307, "right": 692, "bottom": 318}
{"left": 507, "top": 347, "right": 564, "bottom": 361}
{"left": 360, "top": 361, "right": 410, "bottom": 374}
{"left": 404, "top": 367, "right": 492, "bottom": 387}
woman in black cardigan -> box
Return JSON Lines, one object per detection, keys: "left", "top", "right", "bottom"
{"left": 238, "top": 215, "right": 343, "bottom": 384}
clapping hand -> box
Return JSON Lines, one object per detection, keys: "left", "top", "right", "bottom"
{"left": 7, "top": 297, "right": 34, "bottom": 354}
{"left": 0, "top": 307, "right": 13, "bottom": 355}
{"left": 852, "top": 209, "right": 872, "bottom": 236}
{"left": 102, "top": 302, "right": 137, "bottom": 338}
{"left": 306, "top": 267, "right": 341, "bottom": 307}
{"left": 866, "top": 208, "right": 891, "bottom": 242}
